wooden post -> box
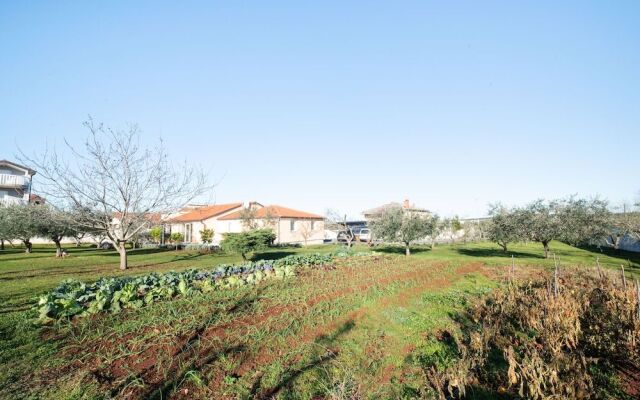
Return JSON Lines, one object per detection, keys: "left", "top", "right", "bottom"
{"left": 511, "top": 255, "right": 515, "bottom": 281}
{"left": 553, "top": 253, "right": 559, "bottom": 298}
{"left": 636, "top": 279, "right": 640, "bottom": 320}
{"left": 596, "top": 257, "right": 602, "bottom": 280}
{"left": 621, "top": 265, "right": 627, "bottom": 290}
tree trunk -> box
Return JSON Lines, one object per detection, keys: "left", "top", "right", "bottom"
{"left": 405, "top": 243, "right": 411, "bottom": 256}
{"left": 241, "top": 252, "right": 247, "bottom": 261}
{"left": 118, "top": 242, "right": 128, "bottom": 270}
{"left": 611, "top": 235, "right": 621, "bottom": 251}
{"left": 431, "top": 239, "right": 435, "bottom": 250}
{"left": 24, "top": 239, "right": 32, "bottom": 253}
{"left": 0, "top": 240, "right": 4, "bottom": 250}
{"left": 54, "top": 238, "right": 62, "bottom": 257}
{"left": 543, "top": 241, "right": 550, "bottom": 258}
{"left": 500, "top": 242, "right": 508, "bottom": 252}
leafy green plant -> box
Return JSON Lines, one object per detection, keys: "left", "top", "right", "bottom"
{"left": 36, "top": 252, "right": 343, "bottom": 323}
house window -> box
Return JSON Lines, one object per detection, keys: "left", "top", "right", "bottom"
{"left": 290, "top": 220, "right": 295, "bottom": 231}
{"left": 310, "top": 221, "right": 315, "bottom": 230}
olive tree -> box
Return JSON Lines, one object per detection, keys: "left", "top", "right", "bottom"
{"left": 486, "top": 204, "right": 524, "bottom": 252}
{"left": 369, "top": 206, "right": 437, "bottom": 256}
{"left": 1, "top": 204, "right": 41, "bottom": 253}
{"left": 36, "top": 206, "right": 79, "bottom": 256}
{"left": 21, "top": 119, "right": 209, "bottom": 270}
{"left": 0, "top": 207, "right": 8, "bottom": 250}
{"left": 557, "top": 197, "right": 611, "bottom": 246}
{"left": 0, "top": 206, "right": 12, "bottom": 250}
{"left": 520, "top": 197, "right": 611, "bottom": 258}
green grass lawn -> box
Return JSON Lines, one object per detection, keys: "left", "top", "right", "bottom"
{"left": 0, "top": 240, "right": 638, "bottom": 399}
{"left": 0, "top": 244, "right": 336, "bottom": 311}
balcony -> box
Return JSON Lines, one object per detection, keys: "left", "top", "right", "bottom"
{"left": 0, "top": 196, "right": 27, "bottom": 207}
{"left": 0, "top": 174, "right": 28, "bottom": 188}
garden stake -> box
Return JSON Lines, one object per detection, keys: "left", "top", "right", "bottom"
{"left": 621, "top": 265, "right": 627, "bottom": 290}
{"left": 636, "top": 279, "right": 640, "bottom": 321}
{"left": 596, "top": 257, "right": 602, "bottom": 280}
{"left": 511, "top": 255, "right": 515, "bottom": 281}
{"left": 554, "top": 255, "right": 559, "bottom": 298}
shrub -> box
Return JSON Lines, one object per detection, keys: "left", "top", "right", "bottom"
{"left": 200, "top": 228, "right": 214, "bottom": 244}
{"left": 149, "top": 226, "right": 164, "bottom": 244}
{"left": 184, "top": 243, "right": 219, "bottom": 252}
{"left": 169, "top": 232, "right": 184, "bottom": 243}
{"left": 221, "top": 229, "right": 276, "bottom": 260}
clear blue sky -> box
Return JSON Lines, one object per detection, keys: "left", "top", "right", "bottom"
{"left": 1, "top": 1, "right": 638, "bottom": 218}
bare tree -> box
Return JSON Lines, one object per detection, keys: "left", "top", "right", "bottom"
{"left": 297, "top": 220, "right": 314, "bottom": 246}
{"left": 239, "top": 206, "right": 260, "bottom": 230}
{"left": 325, "top": 209, "right": 355, "bottom": 247}
{"left": 21, "top": 119, "right": 209, "bottom": 270}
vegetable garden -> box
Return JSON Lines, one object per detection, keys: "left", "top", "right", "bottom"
{"left": 1, "top": 242, "right": 640, "bottom": 399}
{"left": 37, "top": 253, "right": 335, "bottom": 322}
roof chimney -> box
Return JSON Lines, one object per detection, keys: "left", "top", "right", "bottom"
{"left": 403, "top": 199, "right": 410, "bottom": 209}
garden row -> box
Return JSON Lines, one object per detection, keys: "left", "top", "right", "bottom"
{"left": 36, "top": 252, "right": 366, "bottom": 323}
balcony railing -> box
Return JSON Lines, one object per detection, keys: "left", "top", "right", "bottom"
{"left": 0, "top": 196, "right": 27, "bottom": 207}
{"left": 0, "top": 174, "right": 28, "bottom": 187}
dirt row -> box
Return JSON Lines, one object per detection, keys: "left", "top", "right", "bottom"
{"left": 48, "top": 256, "right": 496, "bottom": 399}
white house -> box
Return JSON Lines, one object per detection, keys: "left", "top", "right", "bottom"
{"left": 168, "top": 202, "right": 325, "bottom": 245}
{"left": 0, "top": 160, "right": 36, "bottom": 206}
{"left": 363, "top": 199, "right": 430, "bottom": 220}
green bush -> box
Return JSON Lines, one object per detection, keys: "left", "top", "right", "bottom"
{"left": 200, "top": 228, "right": 214, "bottom": 244}
{"left": 221, "top": 229, "right": 276, "bottom": 260}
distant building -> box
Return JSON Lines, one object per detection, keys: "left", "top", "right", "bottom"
{"left": 0, "top": 160, "right": 36, "bottom": 206}
{"left": 363, "top": 199, "right": 430, "bottom": 220}
{"left": 168, "top": 202, "right": 325, "bottom": 245}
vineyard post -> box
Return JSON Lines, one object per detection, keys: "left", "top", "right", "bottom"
{"left": 511, "top": 255, "right": 515, "bottom": 282}
{"left": 621, "top": 265, "right": 627, "bottom": 290}
{"left": 553, "top": 253, "right": 559, "bottom": 298}
{"left": 636, "top": 279, "right": 640, "bottom": 320}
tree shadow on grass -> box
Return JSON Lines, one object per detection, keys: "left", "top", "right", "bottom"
{"left": 252, "top": 320, "right": 356, "bottom": 399}
{"left": 119, "top": 288, "right": 267, "bottom": 399}
{"left": 251, "top": 251, "right": 296, "bottom": 262}
{"left": 374, "top": 245, "right": 432, "bottom": 255}
{"left": 576, "top": 245, "right": 640, "bottom": 268}
{"left": 456, "top": 247, "right": 545, "bottom": 259}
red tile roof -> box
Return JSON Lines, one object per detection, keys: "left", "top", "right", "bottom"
{"left": 219, "top": 205, "right": 323, "bottom": 220}
{"left": 170, "top": 203, "right": 243, "bottom": 222}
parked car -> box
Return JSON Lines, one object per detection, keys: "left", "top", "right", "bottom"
{"left": 99, "top": 241, "right": 114, "bottom": 249}
{"left": 336, "top": 230, "right": 355, "bottom": 243}
{"left": 358, "top": 228, "right": 371, "bottom": 242}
